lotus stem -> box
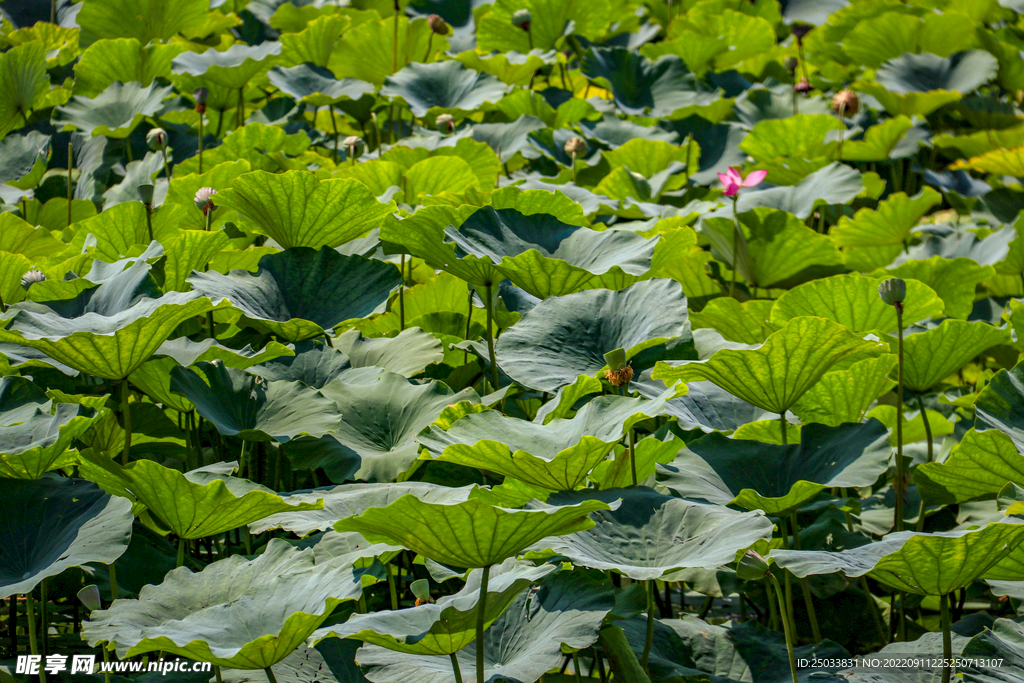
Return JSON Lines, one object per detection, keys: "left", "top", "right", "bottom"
{"left": 571, "top": 151, "right": 577, "bottom": 184}
{"left": 916, "top": 391, "right": 934, "bottom": 463}
{"left": 50, "top": 0, "right": 55, "bottom": 23}
{"left": 475, "top": 564, "right": 491, "bottom": 683}
{"left": 387, "top": 564, "right": 399, "bottom": 610}
{"left": 789, "top": 514, "right": 822, "bottom": 642}
{"left": 628, "top": 428, "right": 637, "bottom": 486}
{"left": 464, "top": 289, "right": 473, "bottom": 364}
{"left": 162, "top": 148, "right": 170, "bottom": 181}
{"left": 197, "top": 112, "right": 204, "bottom": 174}
{"left": 121, "top": 380, "right": 132, "bottom": 465}
{"left": 572, "top": 652, "right": 583, "bottom": 682}
{"left": 264, "top": 667, "right": 278, "bottom": 683}
{"left": 765, "top": 576, "right": 780, "bottom": 630}
{"left": 450, "top": 653, "right": 464, "bottom": 683}
{"left": 330, "top": 108, "right": 339, "bottom": 164}
{"left": 67, "top": 141, "right": 73, "bottom": 227}
{"left": 8, "top": 596, "right": 17, "bottom": 652}
{"left": 836, "top": 103, "right": 846, "bottom": 160}
{"left": 598, "top": 624, "right": 650, "bottom": 683}
{"left": 392, "top": 7, "right": 399, "bottom": 75}
{"left": 861, "top": 577, "right": 887, "bottom": 645}
{"left": 940, "top": 593, "right": 952, "bottom": 683}
{"left": 109, "top": 563, "right": 118, "bottom": 600}
{"left": 424, "top": 33, "right": 434, "bottom": 63}
{"left": 484, "top": 283, "right": 499, "bottom": 396}
{"left": 215, "top": 666, "right": 222, "bottom": 683}
{"left": 640, "top": 580, "right": 655, "bottom": 672}
{"left": 103, "top": 646, "right": 111, "bottom": 683}
{"left": 177, "top": 536, "right": 186, "bottom": 568}
{"left": 399, "top": 254, "right": 406, "bottom": 330}
{"left": 894, "top": 304, "right": 905, "bottom": 532}
{"left": 40, "top": 579, "right": 47, "bottom": 656}
{"left": 237, "top": 88, "right": 244, "bottom": 129}
{"left": 779, "top": 412, "right": 787, "bottom": 444}
{"left": 769, "top": 574, "right": 799, "bottom": 683}
{"left": 144, "top": 203, "right": 154, "bottom": 242}
{"left": 729, "top": 195, "right": 740, "bottom": 297}
{"left": 777, "top": 520, "right": 797, "bottom": 644}
{"left": 26, "top": 592, "right": 44, "bottom": 683}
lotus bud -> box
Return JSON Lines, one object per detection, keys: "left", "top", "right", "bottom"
{"left": 146, "top": 127, "right": 168, "bottom": 151}
{"left": 783, "top": 56, "right": 798, "bottom": 73}
{"left": 343, "top": 135, "right": 364, "bottom": 161}
{"left": 137, "top": 183, "right": 155, "bottom": 206}
{"left": 194, "top": 187, "right": 217, "bottom": 215}
{"left": 411, "top": 579, "right": 433, "bottom": 606}
{"left": 436, "top": 113, "right": 455, "bottom": 132}
{"left": 193, "top": 87, "right": 208, "bottom": 114}
{"left": 791, "top": 24, "right": 811, "bottom": 43}
{"left": 78, "top": 584, "right": 102, "bottom": 611}
{"left": 427, "top": 14, "right": 450, "bottom": 35}
{"left": 794, "top": 77, "right": 812, "bottom": 94}
{"left": 20, "top": 269, "right": 45, "bottom": 290}
{"left": 878, "top": 277, "right": 906, "bottom": 309}
{"left": 603, "top": 347, "right": 633, "bottom": 388}
{"left": 511, "top": 9, "right": 531, "bottom": 31}
{"left": 832, "top": 89, "right": 859, "bottom": 117}
{"left": 564, "top": 136, "right": 587, "bottom": 157}
{"left": 736, "top": 550, "right": 771, "bottom": 581}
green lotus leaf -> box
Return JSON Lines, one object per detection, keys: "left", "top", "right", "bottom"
{"left": 279, "top": 14, "right": 348, "bottom": 67}
{"left": 403, "top": 156, "right": 480, "bottom": 201}
{"left": 334, "top": 495, "right": 612, "bottom": 568}
{"left": 417, "top": 392, "right": 671, "bottom": 491}
{"left": 915, "top": 429, "right": 1023, "bottom": 505}
{"left": 214, "top": 170, "right": 395, "bottom": 249}
{"left": 169, "top": 361, "right": 338, "bottom": 443}
{"left": 171, "top": 42, "right": 283, "bottom": 90}
{"left": 958, "top": 618, "right": 1024, "bottom": 677}
{"left": 730, "top": 162, "right": 865, "bottom": 220}
{"left": 444, "top": 206, "right": 658, "bottom": 299}
{"left": 496, "top": 279, "right": 694, "bottom": 393}
{"left": 689, "top": 298, "right": 774, "bottom": 345}
{"left": 643, "top": 9, "right": 775, "bottom": 76}
{"left": 0, "top": 131, "right": 49, "bottom": 188}
{"left": 381, "top": 61, "right": 507, "bottom": 117}
{"left": 875, "top": 50, "right": 998, "bottom": 99}
{"left": 173, "top": 124, "right": 311, "bottom": 176}
{"left": 285, "top": 371, "right": 477, "bottom": 483}
{"left": 976, "top": 362, "right": 1024, "bottom": 453}
{"left": 525, "top": 487, "right": 773, "bottom": 580}
{"left": 478, "top": 0, "right": 613, "bottom": 52}
{"left": 580, "top": 48, "right": 723, "bottom": 118}
{"left": 310, "top": 558, "right": 556, "bottom": 655}
{"left": 246, "top": 340, "right": 375, "bottom": 389}
{"left": 267, "top": 63, "right": 374, "bottom": 108}
{"left": 702, "top": 207, "right": 845, "bottom": 290}
{"left": 588, "top": 433, "right": 683, "bottom": 491}
{"left": 160, "top": 230, "right": 232, "bottom": 293}
{"left": 739, "top": 114, "right": 842, "bottom": 163}
{"left": 251, "top": 482, "right": 478, "bottom": 536}
{"left": 0, "top": 252, "right": 32, "bottom": 311}
{"left": 456, "top": 51, "right": 554, "bottom": 87}
{"left": 0, "top": 476, "right": 133, "bottom": 598}
{"left": 77, "top": 0, "right": 209, "bottom": 46}
{"left": 354, "top": 570, "right": 615, "bottom": 683}
{"left": 0, "top": 259, "right": 224, "bottom": 380}
{"left": 67, "top": 201, "right": 177, "bottom": 262}
{"left": 634, "top": 370, "right": 771, "bottom": 433}
{"left": 54, "top": 81, "right": 174, "bottom": 139}
{"left": 188, "top": 247, "right": 401, "bottom": 341}
{"left": 660, "top": 420, "right": 890, "bottom": 516}
{"left": 770, "top": 521, "right": 1024, "bottom": 596}
{"left": 330, "top": 16, "right": 445, "bottom": 85}
{"left": 883, "top": 256, "right": 995, "bottom": 320}
{"left": 331, "top": 328, "right": 444, "bottom": 378}
{"left": 841, "top": 116, "right": 915, "bottom": 162}
{"left": 831, "top": 188, "right": 941, "bottom": 253}
{"left": 770, "top": 274, "right": 944, "bottom": 333}
{"left": 0, "top": 43, "right": 54, "bottom": 139}
{"left": 654, "top": 316, "right": 887, "bottom": 415}
{"left": 164, "top": 160, "right": 251, "bottom": 213}
{"left": 645, "top": 227, "right": 723, "bottom": 308}
{"left": 899, "top": 319, "right": 1013, "bottom": 393}
{"left": 856, "top": 81, "right": 963, "bottom": 118}
{"left": 791, "top": 354, "right": 898, "bottom": 427}
{"left": 82, "top": 539, "right": 367, "bottom": 668}
{"left": 0, "top": 376, "right": 95, "bottom": 479}
{"left": 73, "top": 38, "right": 184, "bottom": 98}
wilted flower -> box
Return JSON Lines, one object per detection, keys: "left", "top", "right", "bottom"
{"left": 832, "top": 89, "right": 859, "bottom": 117}
{"left": 344, "top": 135, "right": 364, "bottom": 160}
{"left": 411, "top": 579, "right": 433, "bottom": 606}
{"left": 878, "top": 277, "right": 906, "bottom": 310}
{"left": 194, "top": 187, "right": 217, "bottom": 214}
{"left": 603, "top": 347, "right": 632, "bottom": 388}
{"left": 718, "top": 167, "right": 767, "bottom": 197}
{"left": 77, "top": 585, "right": 102, "bottom": 611}
{"left": 511, "top": 9, "right": 531, "bottom": 31}
{"left": 436, "top": 113, "right": 455, "bottom": 132}
{"left": 794, "top": 77, "right": 812, "bottom": 94}
{"left": 137, "top": 184, "right": 155, "bottom": 206}
{"left": 736, "top": 550, "right": 771, "bottom": 581}
{"left": 564, "top": 136, "right": 587, "bottom": 157}
{"left": 146, "top": 128, "right": 167, "bottom": 151}
{"left": 427, "top": 14, "right": 450, "bottom": 35}
{"left": 783, "top": 56, "right": 798, "bottom": 73}
{"left": 20, "top": 269, "right": 45, "bottom": 290}
{"left": 193, "top": 87, "right": 208, "bottom": 114}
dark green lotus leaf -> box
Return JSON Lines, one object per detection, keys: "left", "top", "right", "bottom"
{"left": 250, "top": 482, "right": 478, "bottom": 536}
{"left": 246, "top": 340, "right": 378, "bottom": 389}
{"left": 471, "top": 116, "right": 547, "bottom": 163}
{"left": 781, "top": 0, "right": 849, "bottom": 25}
{"left": 25, "top": 242, "right": 164, "bottom": 303}
{"left": 188, "top": 247, "right": 401, "bottom": 342}
{"left": 417, "top": 393, "right": 670, "bottom": 490}
{"left": 53, "top": 81, "right": 174, "bottom": 139}
{"left": 354, "top": 570, "right": 615, "bottom": 683}
{"left": 267, "top": 63, "right": 374, "bottom": 107}
{"left": 634, "top": 371, "right": 771, "bottom": 433}
{"left": 154, "top": 337, "right": 294, "bottom": 369}
{"left": 83, "top": 538, "right": 370, "bottom": 668}
{"left": 957, "top": 617, "right": 1024, "bottom": 681}
{"left": 334, "top": 494, "right": 612, "bottom": 568}
{"left": 0, "top": 258, "right": 224, "bottom": 380}
{"left": 331, "top": 328, "right": 444, "bottom": 378}
{"left": 0, "top": 476, "right": 133, "bottom": 598}
{"left": 0, "top": 43, "right": 58, "bottom": 139}
{"left": 171, "top": 42, "right": 283, "bottom": 90}
{"left": 915, "top": 429, "right": 1024, "bottom": 505}
{"left": 900, "top": 319, "right": 1012, "bottom": 393}
{"left": 310, "top": 558, "right": 557, "bottom": 655}
{"left": 0, "top": 130, "right": 49, "bottom": 188}
{"left": 525, "top": 487, "right": 772, "bottom": 580}
{"left": 495, "top": 279, "right": 694, "bottom": 393}
{"left": 445, "top": 206, "right": 658, "bottom": 299}
{"left": 976, "top": 361, "right": 1024, "bottom": 453}
{"left": 0, "top": 376, "right": 95, "bottom": 479}
{"left": 285, "top": 371, "right": 477, "bottom": 483}
{"left": 658, "top": 420, "right": 890, "bottom": 516}
{"left": 169, "top": 361, "right": 338, "bottom": 443}
{"left": 214, "top": 170, "right": 395, "bottom": 249}
{"left": 581, "top": 48, "right": 722, "bottom": 117}
{"left": 732, "top": 162, "right": 864, "bottom": 220}
{"left": 300, "top": 530, "right": 404, "bottom": 569}
{"left": 770, "top": 520, "right": 1024, "bottom": 596}
{"left": 380, "top": 61, "right": 507, "bottom": 117}
{"left": 875, "top": 51, "right": 999, "bottom": 97}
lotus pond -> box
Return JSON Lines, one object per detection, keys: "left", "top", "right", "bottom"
{"left": 3, "top": 0, "right": 1024, "bottom": 682}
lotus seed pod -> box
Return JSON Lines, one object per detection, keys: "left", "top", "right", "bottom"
{"left": 878, "top": 278, "right": 906, "bottom": 307}
{"left": 20, "top": 269, "right": 45, "bottom": 290}
{"left": 783, "top": 56, "right": 798, "bottom": 72}
{"left": 511, "top": 9, "right": 531, "bottom": 30}
{"left": 791, "top": 24, "right": 812, "bottom": 42}
{"left": 146, "top": 127, "right": 167, "bottom": 150}
{"left": 564, "top": 136, "right": 587, "bottom": 157}
{"left": 736, "top": 550, "right": 771, "bottom": 581}
{"left": 193, "top": 87, "right": 208, "bottom": 113}
{"left": 344, "top": 135, "right": 365, "bottom": 160}
{"left": 427, "top": 14, "right": 450, "bottom": 35}
{"left": 194, "top": 187, "right": 217, "bottom": 214}
{"left": 436, "top": 113, "right": 455, "bottom": 132}
{"left": 137, "top": 184, "right": 155, "bottom": 205}
{"left": 78, "top": 585, "right": 102, "bottom": 611}
{"left": 832, "top": 89, "right": 860, "bottom": 117}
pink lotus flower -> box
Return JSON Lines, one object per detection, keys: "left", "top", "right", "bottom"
{"left": 718, "top": 167, "right": 767, "bottom": 197}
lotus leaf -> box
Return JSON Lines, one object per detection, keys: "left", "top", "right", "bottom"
{"left": 976, "top": 362, "right": 1024, "bottom": 453}
{"left": 54, "top": 82, "right": 174, "bottom": 139}
{"left": 381, "top": 61, "right": 507, "bottom": 117}
{"left": 0, "top": 376, "right": 94, "bottom": 478}
{"left": 900, "top": 319, "right": 1013, "bottom": 393}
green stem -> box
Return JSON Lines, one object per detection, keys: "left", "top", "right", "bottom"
{"left": 198, "top": 113, "right": 204, "bottom": 174}
{"left": 464, "top": 289, "right": 473, "bottom": 365}
{"left": 940, "top": 593, "right": 952, "bottom": 683}
{"left": 108, "top": 563, "right": 118, "bottom": 600}
{"left": 779, "top": 412, "right": 787, "bottom": 444}
{"left": 424, "top": 33, "right": 434, "bottom": 63}
{"left": 598, "top": 625, "right": 651, "bottom": 683}
{"left": 387, "top": 564, "right": 399, "bottom": 610}
{"left": 729, "top": 195, "right": 740, "bottom": 298}
{"left": 766, "top": 575, "right": 780, "bottom": 631}
{"left": 399, "top": 254, "right": 406, "bottom": 331}
{"left": 392, "top": 10, "right": 399, "bottom": 75}
{"left": 330, "top": 108, "right": 339, "bottom": 164}
{"left": 144, "top": 205, "right": 154, "bottom": 242}
{"left": 894, "top": 306, "right": 905, "bottom": 532}
{"left": 572, "top": 652, "right": 582, "bottom": 683}
{"left": 67, "top": 141, "right": 73, "bottom": 227}
{"left": 628, "top": 428, "right": 637, "bottom": 487}
{"left": 769, "top": 575, "right": 799, "bottom": 683}
{"left": 120, "top": 380, "right": 132, "bottom": 466}
{"left": 450, "top": 653, "right": 464, "bottom": 683}
{"left": 475, "top": 565, "right": 491, "bottom": 683}
{"left": 177, "top": 536, "right": 186, "bottom": 568}
{"left": 778, "top": 520, "right": 796, "bottom": 639}
{"left": 640, "top": 580, "right": 655, "bottom": 672}
{"left": 571, "top": 151, "right": 577, "bottom": 184}
{"left": 484, "top": 283, "right": 499, "bottom": 396}
{"left": 789, "top": 514, "right": 822, "bottom": 643}
{"left": 861, "top": 577, "right": 888, "bottom": 645}
{"left": 26, "top": 593, "right": 44, "bottom": 683}
{"left": 917, "top": 391, "right": 934, "bottom": 463}
{"left": 215, "top": 667, "right": 222, "bottom": 683}
{"left": 40, "top": 580, "right": 47, "bottom": 657}
{"left": 237, "top": 88, "right": 244, "bottom": 129}
{"left": 162, "top": 149, "right": 171, "bottom": 181}
{"left": 264, "top": 667, "right": 278, "bottom": 683}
